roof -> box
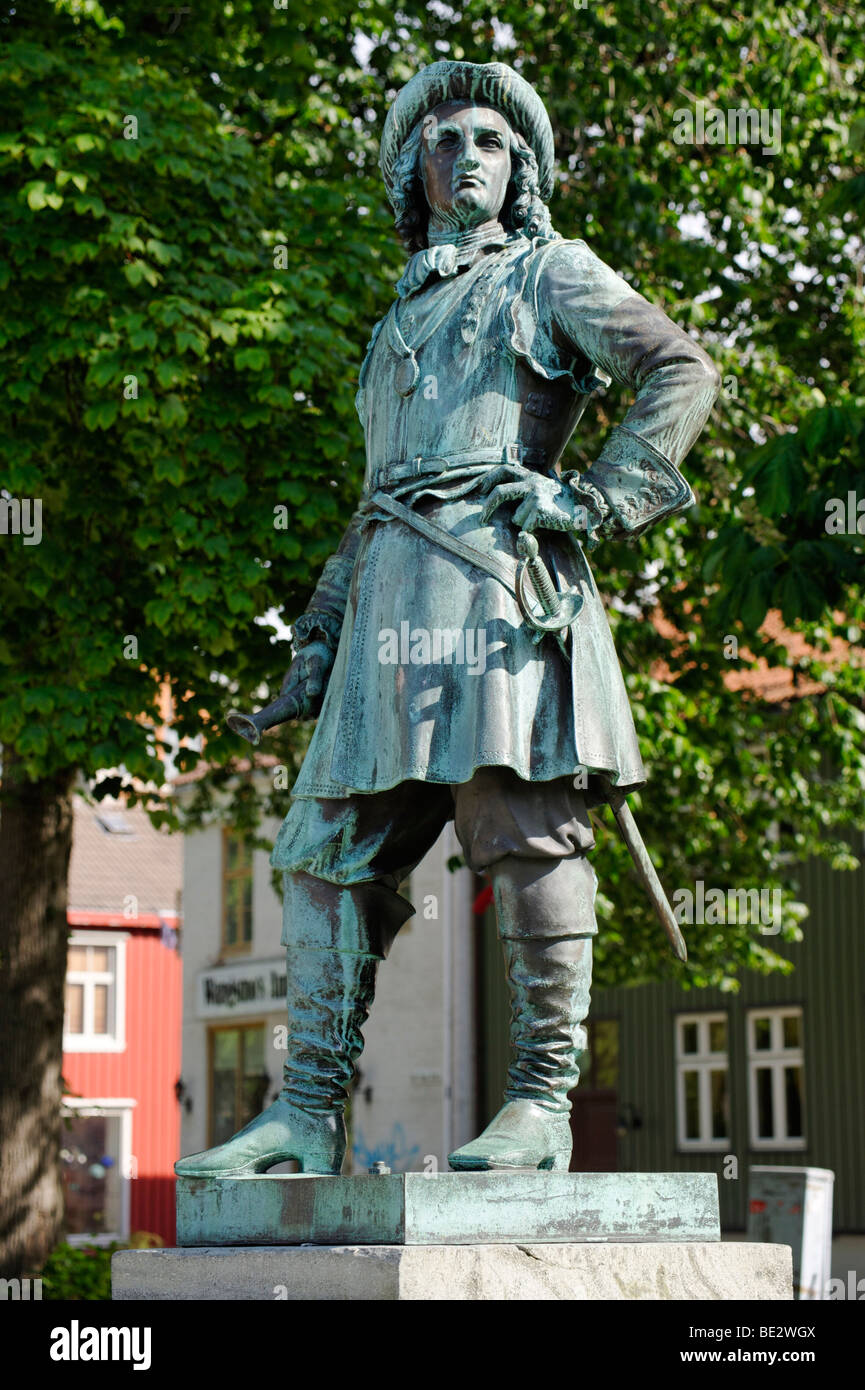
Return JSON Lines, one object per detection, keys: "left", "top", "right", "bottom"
{"left": 68, "top": 794, "right": 182, "bottom": 924}
{"left": 651, "top": 608, "right": 860, "bottom": 702}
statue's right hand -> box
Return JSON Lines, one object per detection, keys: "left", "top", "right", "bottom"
{"left": 279, "top": 641, "right": 334, "bottom": 719}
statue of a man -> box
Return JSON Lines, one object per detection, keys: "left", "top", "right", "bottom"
{"left": 176, "top": 61, "right": 719, "bottom": 1179}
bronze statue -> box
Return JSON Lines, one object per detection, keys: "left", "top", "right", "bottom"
{"left": 176, "top": 61, "right": 719, "bottom": 1180}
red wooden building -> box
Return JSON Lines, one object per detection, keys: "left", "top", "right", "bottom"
{"left": 62, "top": 795, "right": 182, "bottom": 1246}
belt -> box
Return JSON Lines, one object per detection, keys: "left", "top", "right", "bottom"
{"left": 365, "top": 489, "right": 520, "bottom": 596}
{"left": 361, "top": 444, "right": 581, "bottom": 637}
{"left": 380, "top": 442, "right": 547, "bottom": 485}
{"left": 362, "top": 488, "right": 583, "bottom": 642}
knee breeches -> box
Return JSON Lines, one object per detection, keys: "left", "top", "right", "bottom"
{"left": 272, "top": 766, "right": 599, "bottom": 952}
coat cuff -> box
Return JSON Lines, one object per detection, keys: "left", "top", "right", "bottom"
{"left": 292, "top": 610, "right": 343, "bottom": 655}
{"left": 575, "top": 425, "right": 696, "bottom": 539}
{"left": 561, "top": 473, "right": 612, "bottom": 552}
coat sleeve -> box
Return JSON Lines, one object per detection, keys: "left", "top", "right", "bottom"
{"left": 537, "top": 238, "right": 720, "bottom": 543}
{"left": 292, "top": 508, "right": 366, "bottom": 654}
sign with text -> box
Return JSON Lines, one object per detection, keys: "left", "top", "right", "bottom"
{"left": 196, "top": 957, "right": 287, "bottom": 1019}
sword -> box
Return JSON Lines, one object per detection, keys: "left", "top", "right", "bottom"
{"left": 605, "top": 787, "right": 688, "bottom": 962}
{"left": 515, "top": 528, "right": 687, "bottom": 962}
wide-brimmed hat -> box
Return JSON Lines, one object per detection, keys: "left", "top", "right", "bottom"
{"left": 380, "top": 60, "right": 555, "bottom": 207}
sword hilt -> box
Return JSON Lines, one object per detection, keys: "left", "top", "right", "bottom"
{"left": 517, "top": 532, "right": 560, "bottom": 611}
{"left": 516, "top": 530, "right": 583, "bottom": 636}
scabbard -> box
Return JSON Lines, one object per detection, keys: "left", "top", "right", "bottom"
{"left": 607, "top": 789, "right": 688, "bottom": 962}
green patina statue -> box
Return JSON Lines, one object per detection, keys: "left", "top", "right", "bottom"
{"left": 176, "top": 60, "right": 719, "bottom": 1181}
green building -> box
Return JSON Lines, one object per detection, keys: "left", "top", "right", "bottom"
{"left": 478, "top": 845, "right": 865, "bottom": 1236}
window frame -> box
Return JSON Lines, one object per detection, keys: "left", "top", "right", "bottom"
{"left": 221, "top": 829, "right": 254, "bottom": 956}
{"left": 746, "top": 1006, "right": 806, "bottom": 1151}
{"left": 60, "top": 1097, "right": 135, "bottom": 1245}
{"left": 577, "top": 1015, "right": 620, "bottom": 1091}
{"left": 674, "top": 1010, "right": 731, "bottom": 1152}
{"left": 63, "top": 930, "right": 127, "bottom": 1053}
{"left": 207, "top": 1020, "right": 270, "bottom": 1147}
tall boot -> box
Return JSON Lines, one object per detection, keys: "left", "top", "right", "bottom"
{"left": 448, "top": 856, "right": 595, "bottom": 1172}
{"left": 175, "top": 873, "right": 411, "bottom": 1178}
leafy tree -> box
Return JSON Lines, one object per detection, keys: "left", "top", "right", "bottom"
{"left": 0, "top": 0, "right": 393, "bottom": 1275}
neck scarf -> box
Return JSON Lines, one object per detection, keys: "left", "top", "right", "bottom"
{"left": 396, "top": 220, "right": 508, "bottom": 299}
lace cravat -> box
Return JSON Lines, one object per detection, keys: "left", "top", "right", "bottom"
{"left": 396, "top": 220, "right": 507, "bottom": 298}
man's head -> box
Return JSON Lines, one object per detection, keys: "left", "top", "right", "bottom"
{"left": 390, "top": 100, "right": 552, "bottom": 253}
{"left": 380, "top": 61, "right": 556, "bottom": 253}
{"left": 419, "top": 102, "right": 512, "bottom": 232}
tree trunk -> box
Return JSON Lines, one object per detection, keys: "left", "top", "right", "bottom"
{"left": 0, "top": 748, "right": 75, "bottom": 1277}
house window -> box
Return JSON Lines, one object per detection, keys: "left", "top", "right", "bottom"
{"left": 222, "top": 831, "right": 253, "bottom": 954}
{"left": 208, "top": 1024, "right": 270, "bottom": 1146}
{"left": 675, "top": 1012, "right": 730, "bottom": 1149}
{"left": 578, "top": 1018, "right": 619, "bottom": 1089}
{"left": 63, "top": 931, "right": 127, "bottom": 1052}
{"left": 747, "top": 1007, "right": 805, "bottom": 1149}
{"left": 60, "top": 1101, "right": 134, "bottom": 1244}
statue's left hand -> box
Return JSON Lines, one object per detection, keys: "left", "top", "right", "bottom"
{"left": 279, "top": 640, "right": 334, "bottom": 720}
{"left": 479, "top": 465, "right": 577, "bottom": 533}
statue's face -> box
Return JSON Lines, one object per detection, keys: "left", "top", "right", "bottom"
{"left": 419, "top": 101, "right": 511, "bottom": 230}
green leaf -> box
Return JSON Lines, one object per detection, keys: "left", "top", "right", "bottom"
{"left": 55, "top": 169, "right": 88, "bottom": 192}
{"left": 776, "top": 570, "right": 823, "bottom": 626}
{"left": 743, "top": 437, "right": 804, "bottom": 518}
{"left": 155, "top": 359, "right": 182, "bottom": 389}
{"left": 129, "top": 326, "right": 158, "bottom": 351}
{"left": 153, "top": 454, "right": 185, "bottom": 485}
{"left": 145, "top": 238, "right": 179, "bottom": 266}
{"left": 257, "top": 384, "right": 294, "bottom": 408}
{"left": 24, "top": 180, "right": 61, "bottom": 210}
{"left": 159, "top": 395, "right": 188, "bottom": 429}
{"left": 234, "top": 347, "right": 270, "bottom": 371}
{"left": 22, "top": 689, "right": 56, "bottom": 714}
{"left": 740, "top": 567, "right": 777, "bottom": 631}
{"left": 17, "top": 725, "right": 49, "bottom": 757}
{"left": 73, "top": 193, "right": 107, "bottom": 219}
{"left": 176, "top": 330, "right": 207, "bottom": 357}
{"left": 69, "top": 133, "right": 101, "bottom": 153}
{"left": 281, "top": 481, "right": 308, "bottom": 506}
{"left": 145, "top": 598, "right": 174, "bottom": 630}
{"left": 208, "top": 474, "right": 247, "bottom": 506}
{"left": 211, "top": 320, "right": 238, "bottom": 345}
{"left": 83, "top": 399, "right": 119, "bottom": 431}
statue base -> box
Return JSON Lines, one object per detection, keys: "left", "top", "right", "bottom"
{"left": 174, "top": 1171, "right": 721, "bottom": 1246}
{"left": 112, "top": 1241, "right": 793, "bottom": 1300}
{"left": 112, "top": 1173, "right": 791, "bottom": 1300}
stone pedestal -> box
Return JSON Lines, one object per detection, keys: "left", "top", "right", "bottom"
{"left": 112, "top": 1241, "right": 793, "bottom": 1301}
{"left": 111, "top": 1173, "right": 793, "bottom": 1300}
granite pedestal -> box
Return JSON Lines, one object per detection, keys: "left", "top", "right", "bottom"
{"left": 113, "top": 1240, "right": 792, "bottom": 1301}
{"left": 112, "top": 1172, "right": 793, "bottom": 1300}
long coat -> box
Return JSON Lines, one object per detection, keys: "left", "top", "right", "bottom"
{"left": 284, "top": 232, "right": 719, "bottom": 801}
